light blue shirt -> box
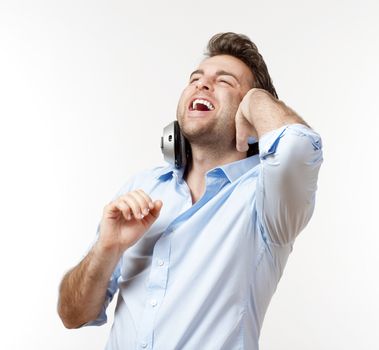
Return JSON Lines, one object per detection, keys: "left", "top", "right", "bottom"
{"left": 86, "top": 124, "right": 323, "bottom": 350}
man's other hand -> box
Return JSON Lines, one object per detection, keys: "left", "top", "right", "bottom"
{"left": 97, "top": 190, "right": 163, "bottom": 256}
{"left": 235, "top": 88, "right": 303, "bottom": 152}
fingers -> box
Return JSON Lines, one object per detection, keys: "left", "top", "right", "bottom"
{"left": 235, "top": 118, "right": 247, "bottom": 152}
{"left": 135, "top": 189, "right": 155, "bottom": 211}
{"left": 122, "top": 190, "right": 151, "bottom": 219}
{"left": 119, "top": 196, "right": 142, "bottom": 220}
{"left": 235, "top": 106, "right": 255, "bottom": 153}
{"left": 247, "top": 87, "right": 275, "bottom": 100}
{"left": 131, "top": 190, "right": 153, "bottom": 217}
{"left": 236, "top": 88, "right": 278, "bottom": 152}
{"left": 114, "top": 199, "right": 133, "bottom": 220}
{"left": 105, "top": 189, "right": 162, "bottom": 222}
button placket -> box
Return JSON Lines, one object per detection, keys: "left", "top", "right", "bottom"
{"left": 137, "top": 230, "right": 172, "bottom": 349}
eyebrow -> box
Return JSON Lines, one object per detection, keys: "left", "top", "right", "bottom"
{"left": 189, "top": 69, "right": 240, "bottom": 83}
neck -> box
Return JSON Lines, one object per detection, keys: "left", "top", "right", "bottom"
{"left": 183, "top": 144, "right": 246, "bottom": 203}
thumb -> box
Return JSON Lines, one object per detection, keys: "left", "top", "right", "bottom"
{"left": 141, "top": 200, "right": 163, "bottom": 227}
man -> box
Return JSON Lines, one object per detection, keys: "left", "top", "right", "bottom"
{"left": 58, "top": 32, "right": 323, "bottom": 349}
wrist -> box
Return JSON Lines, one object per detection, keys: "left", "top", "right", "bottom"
{"left": 92, "top": 240, "right": 123, "bottom": 266}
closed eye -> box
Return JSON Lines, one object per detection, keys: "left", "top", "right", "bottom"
{"left": 189, "top": 74, "right": 202, "bottom": 84}
{"left": 219, "top": 79, "right": 233, "bottom": 86}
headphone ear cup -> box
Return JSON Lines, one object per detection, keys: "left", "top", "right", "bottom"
{"left": 247, "top": 142, "right": 259, "bottom": 157}
{"left": 174, "top": 121, "right": 188, "bottom": 169}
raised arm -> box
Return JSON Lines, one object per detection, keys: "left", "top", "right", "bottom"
{"left": 57, "top": 190, "right": 163, "bottom": 328}
{"left": 236, "top": 89, "right": 323, "bottom": 244}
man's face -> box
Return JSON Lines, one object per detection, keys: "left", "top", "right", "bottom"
{"left": 176, "top": 54, "right": 254, "bottom": 150}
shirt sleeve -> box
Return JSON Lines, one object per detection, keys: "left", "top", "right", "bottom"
{"left": 255, "top": 123, "right": 323, "bottom": 245}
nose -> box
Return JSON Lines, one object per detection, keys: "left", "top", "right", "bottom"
{"left": 196, "top": 77, "right": 212, "bottom": 91}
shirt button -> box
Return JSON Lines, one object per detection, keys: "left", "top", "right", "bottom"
{"left": 141, "top": 343, "right": 147, "bottom": 348}
{"left": 157, "top": 259, "right": 164, "bottom": 266}
{"left": 150, "top": 299, "right": 157, "bottom": 307}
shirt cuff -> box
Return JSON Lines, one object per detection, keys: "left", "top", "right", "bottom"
{"left": 258, "top": 123, "right": 319, "bottom": 159}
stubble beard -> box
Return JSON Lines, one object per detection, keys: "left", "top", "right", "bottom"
{"left": 176, "top": 103, "right": 237, "bottom": 152}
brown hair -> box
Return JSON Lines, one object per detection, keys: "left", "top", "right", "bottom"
{"left": 205, "top": 32, "right": 278, "bottom": 98}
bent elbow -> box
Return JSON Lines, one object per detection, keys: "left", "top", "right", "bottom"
{"left": 57, "top": 303, "right": 88, "bottom": 329}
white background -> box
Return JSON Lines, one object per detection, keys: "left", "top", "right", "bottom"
{"left": 1, "top": 0, "right": 378, "bottom": 349}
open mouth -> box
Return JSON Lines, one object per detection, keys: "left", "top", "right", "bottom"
{"left": 189, "top": 98, "right": 215, "bottom": 111}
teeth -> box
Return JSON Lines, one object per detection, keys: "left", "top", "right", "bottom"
{"left": 192, "top": 99, "right": 215, "bottom": 111}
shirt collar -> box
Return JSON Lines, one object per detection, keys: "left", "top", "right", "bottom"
{"left": 219, "top": 154, "right": 260, "bottom": 182}
{"left": 155, "top": 154, "right": 260, "bottom": 183}
{"left": 154, "top": 164, "right": 184, "bottom": 181}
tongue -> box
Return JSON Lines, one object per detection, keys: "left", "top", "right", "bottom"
{"left": 196, "top": 103, "right": 209, "bottom": 111}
